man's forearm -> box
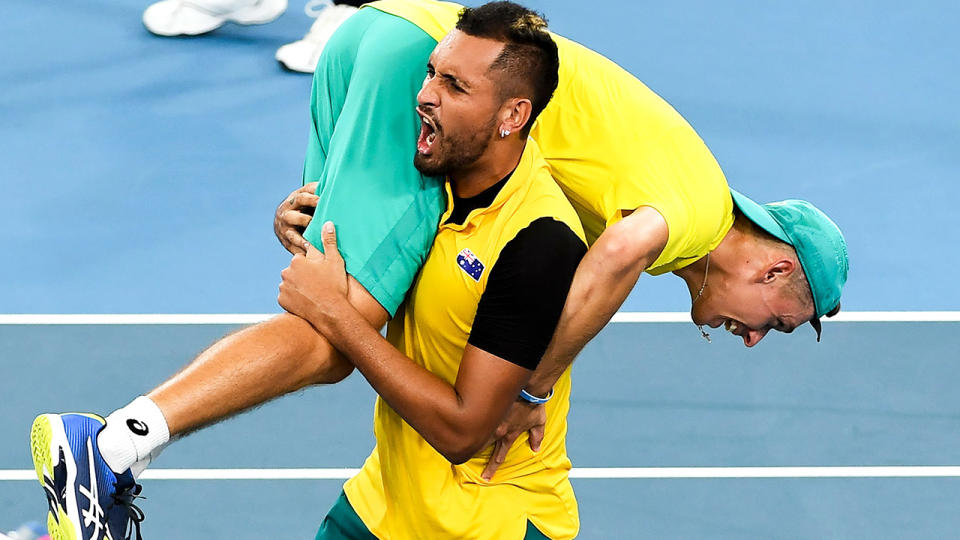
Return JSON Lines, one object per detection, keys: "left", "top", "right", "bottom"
{"left": 525, "top": 208, "right": 667, "bottom": 395}
{"left": 312, "top": 302, "right": 473, "bottom": 451}
{"left": 309, "top": 301, "right": 524, "bottom": 463}
{"left": 525, "top": 247, "right": 644, "bottom": 395}
{"left": 278, "top": 230, "right": 531, "bottom": 464}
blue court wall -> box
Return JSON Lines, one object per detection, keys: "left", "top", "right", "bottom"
{"left": 1, "top": 0, "right": 957, "bottom": 313}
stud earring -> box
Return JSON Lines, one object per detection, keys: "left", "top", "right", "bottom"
{"left": 499, "top": 128, "right": 511, "bottom": 138}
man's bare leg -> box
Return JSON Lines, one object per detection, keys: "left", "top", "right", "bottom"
{"left": 97, "top": 275, "right": 388, "bottom": 474}
{"left": 150, "top": 313, "right": 350, "bottom": 436}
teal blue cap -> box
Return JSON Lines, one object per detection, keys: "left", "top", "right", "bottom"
{"left": 730, "top": 189, "right": 849, "bottom": 340}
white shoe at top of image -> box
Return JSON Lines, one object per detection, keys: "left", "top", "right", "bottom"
{"left": 275, "top": 1, "right": 358, "bottom": 73}
{"left": 142, "top": 0, "right": 288, "bottom": 37}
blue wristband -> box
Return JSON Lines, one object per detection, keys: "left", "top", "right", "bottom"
{"left": 518, "top": 388, "right": 554, "bottom": 404}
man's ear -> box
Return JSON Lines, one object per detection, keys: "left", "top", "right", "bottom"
{"left": 763, "top": 259, "right": 796, "bottom": 283}
{"left": 499, "top": 98, "right": 532, "bottom": 135}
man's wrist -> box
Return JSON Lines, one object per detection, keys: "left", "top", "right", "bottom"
{"left": 524, "top": 378, "right": 553, "bottom": 399}
{"left": 300, "top": 301, "right": 327, "bottom": 335}
{"left": 315, "top": 297, "right": 360, "bottom": 344}
{"left": 518, "top": 387, "right": 553, "bottom": 404}
{"left": 317, "top": 298, "right": 347, "bottom": 334}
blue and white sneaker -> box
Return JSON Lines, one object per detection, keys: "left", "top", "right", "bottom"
{"left": 30, "top": 414, "right": 145, "bottom": 540}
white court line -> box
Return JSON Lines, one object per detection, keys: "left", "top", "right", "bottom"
{"left": 143, "top": 468, "right": 361, "bottom": 480}
{"left": 0, "top": 314, "right": 275, "bottom": 325}
{"left": 1, "top": 312, "right": 959, "bottom": 325}
{"left": 4, "top": 466, "right": 960, "bottom": 481}
{"left": 608, "top": 311, "right": 960, "bottom": 323}
{"left": 568, "top": 466, "right": 960, "bottom": 478}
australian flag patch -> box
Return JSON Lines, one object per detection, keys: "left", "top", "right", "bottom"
{"left": 456, "top": 248, "right": 485, "bottom": 281}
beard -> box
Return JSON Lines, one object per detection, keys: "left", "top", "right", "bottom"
{"left": 414, "top": 117, "right": 497, "bottom": 177}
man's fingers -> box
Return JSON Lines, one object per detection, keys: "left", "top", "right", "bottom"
{"left": 286, "top": 253, "right": 306, "bottom": 270}
{"left": 488, "top": 431, "right": 521, "bottom": 475}
{"left": 482, "top": 431, "right": 521, "bottom": 481}
{"left": 287, "top": 192, "right": 319, "bottom": 212}
{"left": 284, "top": 229, "right": 306, "bottom": 255}
{"left": 277, "top": 279, "right": 293, "bottom": 309}
{"left": 293, "top": 192, "right": 320, "bottom": 208}
{"left": 528, "top": 424, "right": 545, "bottom": 452}
{"left": 481, "top": 440, "right": 506, "bottom": 481}
{"left": 289, "top": 182, "right": 318, "bottom": 200}
{"left": 321, "top": 221, "right": 342, "bottom": 261}
{"left": 281, "top": 210, "right": 313, "bottom": 228}
{"left": 302, "top": 239, "right": 323, "bottom": 258}
{"left": 277, "top": 281, "right": 303, "bottom": 316}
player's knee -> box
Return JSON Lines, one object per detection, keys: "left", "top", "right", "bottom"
{"left": 266, "top": 313, "right": 353, "bottom": 386}
{"left": 298, "top": 322, "right": 354, "bottom": 384}
{"left": 308, "top": 345, "right": 354, "bottom": 385}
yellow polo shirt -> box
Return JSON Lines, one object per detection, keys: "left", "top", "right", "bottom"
{"left": 343, "top": 139, "right": 585, "bottom": 539}
{"left": 367, "top": 0, "right": 735, "bottom": 274}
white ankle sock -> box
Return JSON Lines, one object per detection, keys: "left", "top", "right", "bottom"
{"left": 97, "top": 396, "right": 171, "bottom": 474}
{"left": 129, "top": 442, "right": 170, "bottom": 478}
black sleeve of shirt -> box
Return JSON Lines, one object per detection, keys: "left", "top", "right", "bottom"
{"left": 467, "top": 217, "right": 587, "bottom": 370}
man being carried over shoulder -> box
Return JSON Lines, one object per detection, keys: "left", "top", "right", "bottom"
{"left": 338, "top": 0, "right": 848, "bottom": 479}
{"left": 278, "top": 4, "right": 585, "bottom": 538}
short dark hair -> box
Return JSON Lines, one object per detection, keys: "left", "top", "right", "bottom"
{"left": 735, "top": 210, "right": 816, "bottom": 314}
{"left": 456, "top": 2, "right": 559, "bottom": 135}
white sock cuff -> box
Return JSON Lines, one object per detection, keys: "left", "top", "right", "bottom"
{"left": 124, "top": 395, "right": 171, "bottom": 445}
{"left": 99, "top": 396, "right": 171, "bottom": 473}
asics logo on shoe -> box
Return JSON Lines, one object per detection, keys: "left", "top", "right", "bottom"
{"left": 42, "top": 447, "right": 70, "bottom": 524}
{"left": 126, "top": 419, "right": 149, "bottom": 436}
{"left": 43, "top": 459, "right": 63, "bottom": 522}
{"left": 79, "top": 438, "right": 107, "bottom": 539}
{"left": 42, "top": 475, "right": 58, "bottom": 516}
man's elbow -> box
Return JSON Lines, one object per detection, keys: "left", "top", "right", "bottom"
{"left": 594, "top": 232, "right": 641, "bottom": 274}
{"left": 595, "top": 212, "right": 667, "bottom": 273}
{"left": 435, "top": 432, "right": 487, "bottom": 465}
{"left": 442, "top": 449, "right": 473, "bottom": 466}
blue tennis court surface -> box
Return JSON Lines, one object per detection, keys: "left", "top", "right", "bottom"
{"left": 3, "top": 322, "right": 960, "bottom": 537}
{"left": 2, "top": 0, "right": 958, "bottom": 538}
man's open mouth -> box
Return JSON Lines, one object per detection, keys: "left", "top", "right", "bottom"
{"left": 417, "top": 111, "right": 439, "bottom": 155}
{"left": 724, "top": 319, "right": 743, "bottom": 335}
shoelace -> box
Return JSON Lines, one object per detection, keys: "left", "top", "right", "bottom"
{"left": 298, "top": 0, "right": 351, "bottom": 45}
{"left": 304, "top": 0, "right": 333, "bottom": 17}
{"left": 112, "top": 481, "right": 146, "bottom": 540}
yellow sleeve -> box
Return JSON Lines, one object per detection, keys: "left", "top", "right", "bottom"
{"left": 611, "top": 126, "right": 733, "bottom": 275}
{"left": 533, "top": 35, "right": 734, "bottom": 275}
{"left": 364, "top": 0, "right": 462, "bottom": 40}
